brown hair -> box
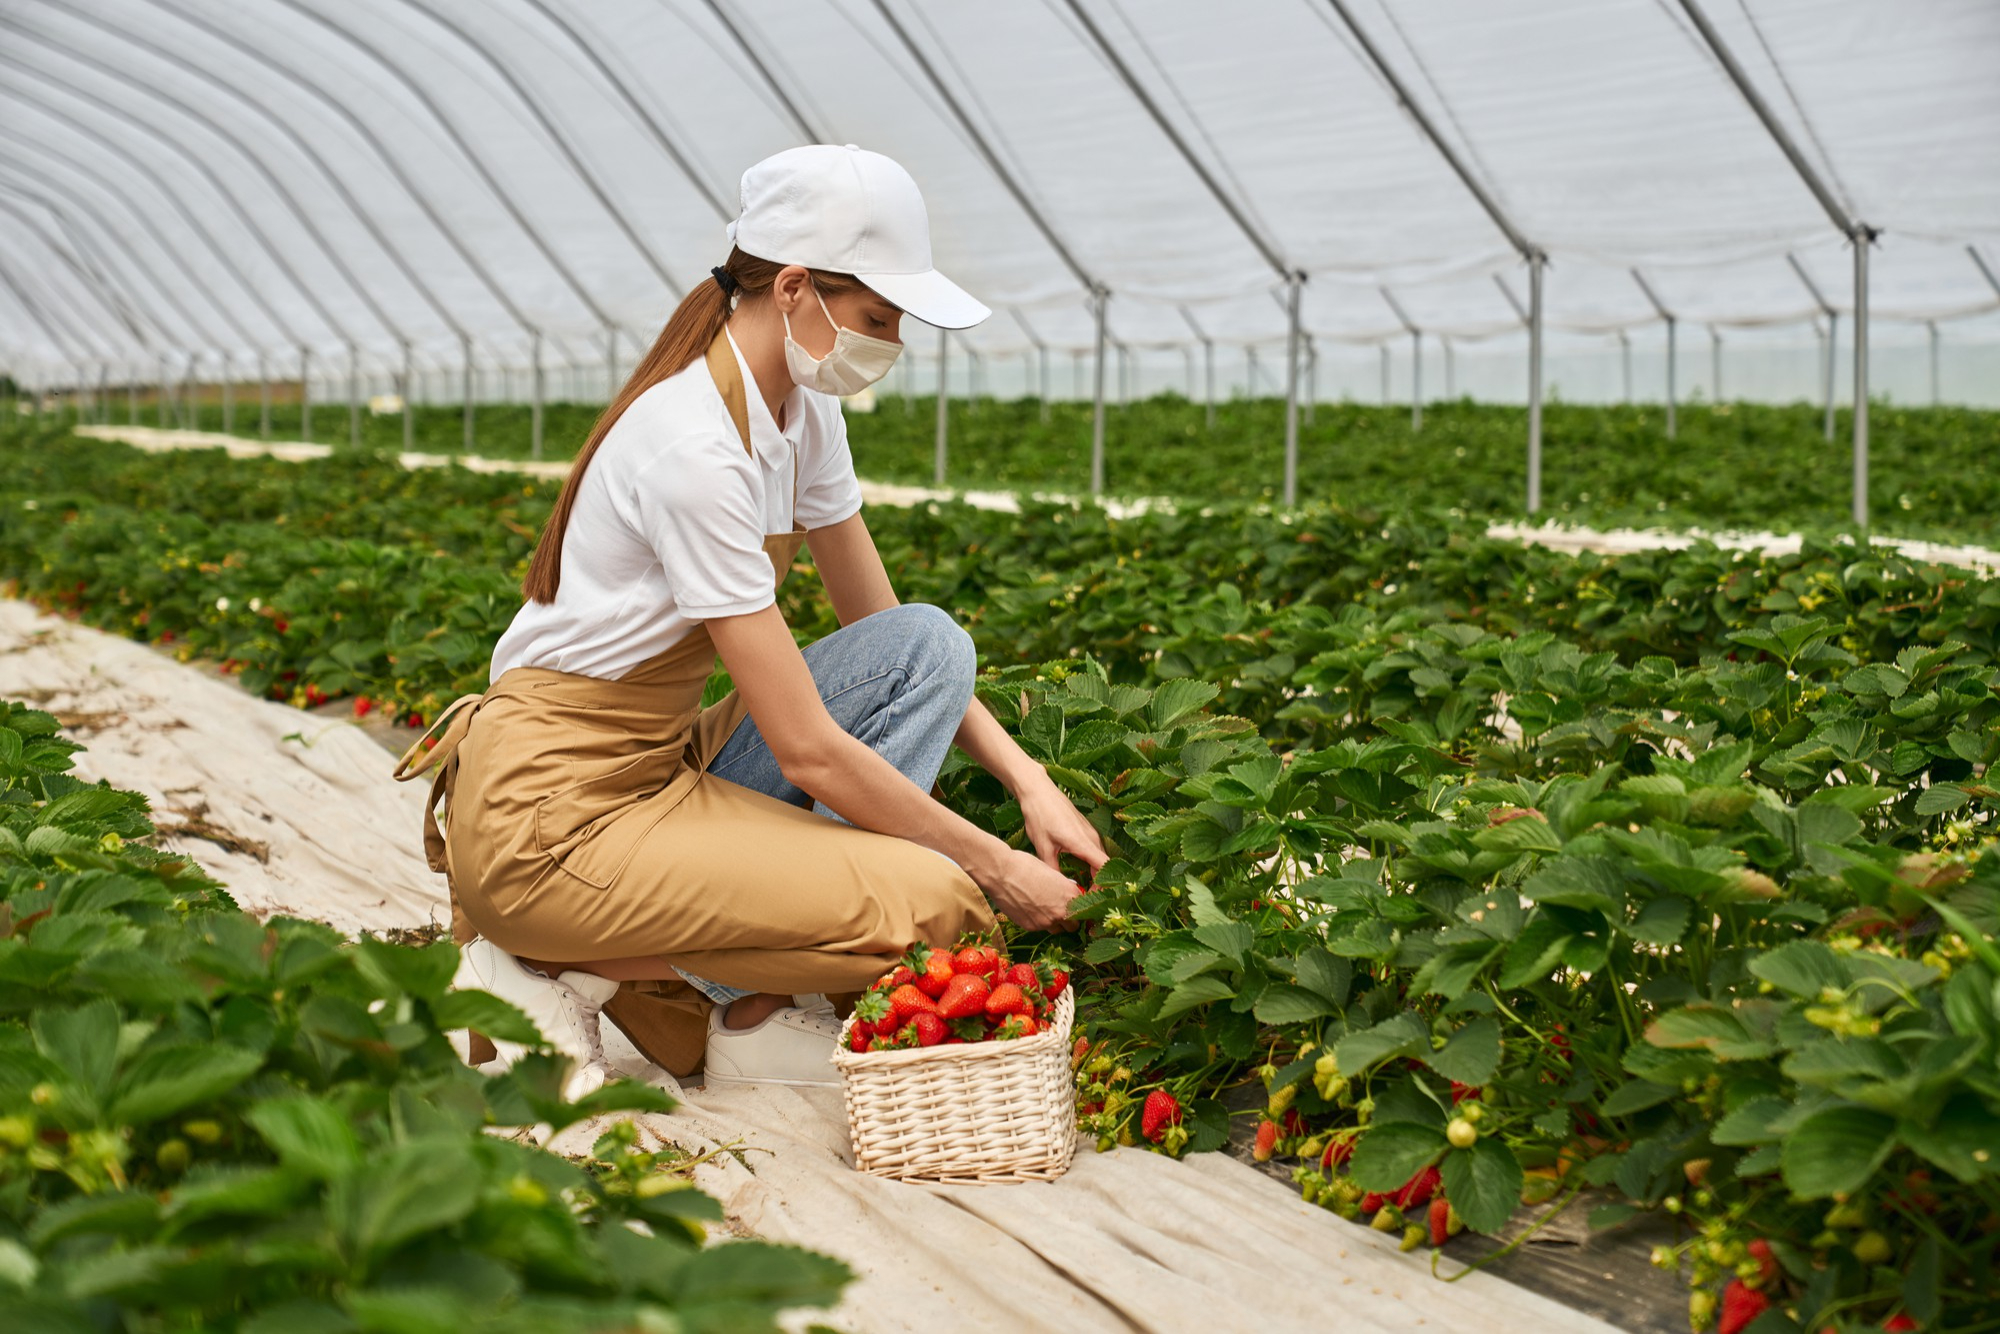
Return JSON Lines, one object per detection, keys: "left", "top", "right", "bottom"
{"left": 522, "top": 247, "right": 867, "bottom": 603}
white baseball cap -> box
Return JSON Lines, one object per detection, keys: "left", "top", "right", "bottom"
{"left": 726, "top": 144, "right": 990, "bottom": 330}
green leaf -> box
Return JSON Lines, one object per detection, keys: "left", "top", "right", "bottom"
{"left": 1599, "top": 1079, "right": 1678, "bottom": 1116}
{"left": 1904, "top": 1238, "right": 1942, "bottom": 1326}
{"left": 351, "top": 938, "right": 459, "bottom": 1001}
{"left": 1191, "top": 920, "right": 1254, "bottom": 964}
{"left": 1781, "top": 1105, "right": 1896, "bottom": 1198}
{"left": 1472, "top": 816, "right": 1562, "bottom": 855}
{"left": 1149, "top": 678, "right": 1220, "bottom": 730}
{"left": 429, "top": 991, "right": 543, "bottom": 1046}
{"left": 245, "top": 1096, "right": 362, "bottom": 1180}
{"left": 1252, "top": 985, "right": 1339, "bottom": 1026}
{"left": 1440, "top": 1138, "right": 1524, "bottom": 1234}
{"left": 1625, "top": 896, "right": 1690, "bottom": 945}
{"left": 1293, "top": 948, "right": 1352, "bottom": 1009}
{"left": 1499, "top": 916, "right": 1571, "bottom": 988}
{"left": 1423, "top": 1015, "right": 1502, "bottom": 1085}
{"left": 32, "top": 997, "right": 119, "bottom": 1105}
{"left": 1333, "top": 1011, "right": 1428, "bottom": 1074}
{"left": 1157, "top": 974, "right": 1234, "bottom": 1018}
{"left": 1913, "top": 783, "right": 1971, "bottom": 816}
{"left": 1645, "top": 1005, "right": 1779, "bottom": 1060}
{"left": 1521, "top": 856, "right": 1623, "bottom": 913}
{"left": 1748, "top": 940, "right": 1848, "bottom": 999}
{"left": 108, "top": 1044, "right": 264, "bottom": 1124}
{"left": 1710, "top": 1096, "right": 1788, "bottom": 1146}
{"left": 1897, "top": 1094, "right": 1998, "bottom": 1182}
{"left": 1349, "top": 1122, "right": 1449, "bottom": 1192}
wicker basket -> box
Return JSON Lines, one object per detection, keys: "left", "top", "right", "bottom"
{"left": 829, "top": 988, "right": 1078, "bottom": 1185}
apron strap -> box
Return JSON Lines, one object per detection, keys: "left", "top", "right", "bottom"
{"left": 390, "top": 692, "right": 486, "bottom": 781}
{"left": 706, "top": 328, "right": 805, "bottom": 530}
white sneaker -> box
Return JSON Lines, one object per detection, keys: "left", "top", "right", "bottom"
{"left": 450, "top": 937, "right": 620, "bottom": 1101}
{"left": 702, "top": 1000, "right": 844, "bottom": 1088}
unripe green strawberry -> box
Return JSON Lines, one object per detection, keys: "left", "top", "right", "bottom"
{"left": 1400, "top": 1224, "right": 1427, "bottom": 1253}
{"left": 1446, "top": 1117, "right": 1478, "bottom": 1148}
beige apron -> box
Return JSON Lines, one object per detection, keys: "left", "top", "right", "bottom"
{"left": 394, "top": 330, "right": 993, "bottom": 1074}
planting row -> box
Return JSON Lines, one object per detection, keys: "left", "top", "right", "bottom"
{"left": 85, "top": 392, "right": 2000, "bottom": 545}
{"left": 0, "top": 699, "right": 851, "bottom": 1330}
{"left": 5, "top": 422, "right": 1998, "bottom": 1328}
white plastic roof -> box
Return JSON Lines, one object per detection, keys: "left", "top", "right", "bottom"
{"left": 1, "top": 0, "right": 1996, "bottom": 385}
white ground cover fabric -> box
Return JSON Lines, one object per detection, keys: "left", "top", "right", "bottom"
{"left": 0, "top": 589, "right": 1621, "bottom": 1333}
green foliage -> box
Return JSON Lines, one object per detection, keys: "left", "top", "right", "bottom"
{"left": 0, "top": 701, "right": 851, "bottom": 1332}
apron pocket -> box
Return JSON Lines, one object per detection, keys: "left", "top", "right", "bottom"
{"left": 534, "top": 750, "right": 687, "bottom": 890}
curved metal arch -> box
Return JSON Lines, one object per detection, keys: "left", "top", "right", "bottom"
{"left": 0, "top": 163, "right": 229, "bottom": 351}
{"left": 139, "top": 0, "right": 522, "bottom": 343}
{"left": 514, "top": 0, "right": 732, "bottom": 223}
{"left": 43, "top": 0, "right": 464, "bottom": 346}
{"left": 396, "top": 0, "right": 687, "bottom": 297}
{"left": 0, "top": 220, "right": 123, "bottom": 359}
{"left": 0, "top": 195, "right": 151, "bottom": 351}
{"left": 0, "top": 138, "right": 266, "bottom": 350}
{"left": 0, "top": 255, "right": 96, "bottom": 366}
{"left": 269, "top": 0, "right": 615, "bottom": 329}
{"left": 0, "top": 87, "right": 300, "bottom": 348}
{"left": 700, "top": 0, "right": 826, "bottom": 142}
{"left": 0, "top": 16, "right": 394, "bottom": 345}
{"left": 0, "top": 184, "right": 182, "bottom": 363}
{"left": 0, "top": 58, "right": 346, "bottom": 349}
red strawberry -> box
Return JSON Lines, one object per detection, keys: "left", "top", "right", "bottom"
{"left": 1283, "top": 1108, "right": 1308, "bottom": 1138}
{"left": 1004, "top": 962, "right": 1039, "bottom": 991}
{"left": 885, "top": 964, "right": 916, "bottom": 990}
{"left": 905, "top": 944, "right": 955, "bottom": 998}
{"left": 1359, "top": 1191, "right": 1389, "bottom": 1213}
{"left": 1039, "top": 964, "right": 1070, "bottom": 1000}
{"left": 909, "top": 1012, "right": 947, "bottom": 1047}
{"left": 952, "top": 943, "right": 1001, "bottom": 981}
{"left": 1450, "top": 1082, "right": 1482, "bottom": 1104}
{"left": 1072, "top": 1036, "right": 1092, "bottom": 1066}
{"left": 993, "top": 1014, "right": 1037, "bottom": 1040}
{"left": 848, "top": 1025, "right": 871, "bottom": 1052}
{"left": 1322, "top": 1136, "right": 1355, "bottom": 1171}
{"left": 985, "top": 982, "right": 1032, "bottom": 1018}
{"left": 353, "top": 696, "right": 374, "bottom": 717}
{"left": 274, "top": 619, "right": 288, "bottom": 634}
{"left": 1427, "top": 1196, "right": 1451, "bottom": 1247}
{"left": 1253, "top": 1120, "right": 1279, "bottom": 1162}
{"left": 937, "top": 973, "right": 991, "bottom": 1019}
{"left": 1140, "top": 1089, "right": 1182, "bottom": 1143}
{"left": 854, "top": 989, "right": 893, "bottom": 1032}
{"left": 1395, "top": 1166, "right": 1442, "bottom": 1210}
{"left": 1718, "top": 1279, "right": 1769, "bottom": 1334}
{"left": 888, "top": 984, "right": 939, "bottom": 1022}
{"left": 1882, "top": 1314, "right": 1919, "bottom": 1332}
{"left": 1746, "top": 1238, "right": 1777, "bottom": 1284}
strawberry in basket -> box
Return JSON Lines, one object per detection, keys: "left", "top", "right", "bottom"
{"left": 852, "top": 941, "right": 1070, "bottom": 1051}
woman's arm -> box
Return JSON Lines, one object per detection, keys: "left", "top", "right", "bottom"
{"left": 706, "top": 605, "right": 1081, "bottom": 930}
{"left": 808, "top": 512, "right": 1111, "bottom": 880}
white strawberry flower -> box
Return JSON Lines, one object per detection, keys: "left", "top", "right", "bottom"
{"left": 215, "top": 597, "right": 230, "bottom": 612}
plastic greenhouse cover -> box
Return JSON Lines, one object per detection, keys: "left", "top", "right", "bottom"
{"left": 0, "top": 0, "right": 1994, "bottom": 382}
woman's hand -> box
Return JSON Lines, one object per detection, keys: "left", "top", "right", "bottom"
{"left": 978, "top": 847, "right": 1086, "bottom": 932}
{"left": 1018, "top": 775, "right": 1111, "bottom": 882}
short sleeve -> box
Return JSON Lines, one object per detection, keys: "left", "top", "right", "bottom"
{"left": 627, "top": 445, "right": 777, "bottom": 621}
{"left": 794, "top": 398, "right": 864, "bottom": 529}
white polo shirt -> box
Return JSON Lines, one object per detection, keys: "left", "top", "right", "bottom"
{"left": 488, "top": 330, "right": 863, "bottom": 683}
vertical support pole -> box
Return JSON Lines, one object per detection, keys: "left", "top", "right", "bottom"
{"left": 1090, "top": 288, "right": 1108, "bottom": 498}
{"left": 1246, "top": 345, "right": 1259, "bottom": 395}
{"left": 158, "top": 355, "right": 170, "bottom": 428}
{"left": 1619, "top": 331, "right": 1632, "bottom": 405}
{"left": 221, "top": 353, "right": 234, "bottom": 433}
{"left": 1527, "top": 252, "right": 1545, "bottom": 515}
{"left": 967, "top": 342, "right": 983, "bottom": 413}
{"left": 127, "top": 372, "right": 137, "bottom": 424}
{"left": 259, "top": 353, "right": 271, "bottom": 439}
{"left": 1852, "top": 231, "right": 1871, "bottom": 528}
{"left": 1183, "top": 346, "right": 1196, "bottom": 400}
{"left": 531, "top": 330, "right": 545, "bottom": 461}
{"left": 1710, "top": 326, "right": 1723, "bottom": 403}
{"left": 1927, "top": 320, "right": 1939, "bottom": 406}
{"left": 300, "top": 346, "right": 312, "bottom": 442}
{"left": 1665, "top": 317, "right": 1678, "bottom": 441}
{"left": 348, "top": 341, "right": 361, "bottom": 448}
{"left": 934, "top": 325, "right": 949, "bottom": 487}
{"left": 461, "top": 334, "right": 475, "bottom": 455}
{"left": 1038, "top": 344, "right": 1050, "bottom": 423}
{"left": 1411, "top": 329, "right": 1423, "bottom": 431}
{"left": 1282, "top": 273, "right": 1302, "bottom": 508}
{"left": 1378, "top": 342, "right": 1390, "bottom": 406}
{"left": 1203, "top": 337, "right": 1215, "bottom": 431}
{"left": 1444, "top": 338, "right": 1456, "bottom": 399}
{"left": 401, "top": 341, "right": 414, "bottom": 454}
{"left": 1117, "top": 344, "right": 1130, "bottom": 405}
{"left": 1822, "top": 313, "right": 1838, "bottom": 441}
{"left": 1304, "top": 341, "right": 1317, "bottom": 427}
{"left": 185, "top": 354, "right": 199, "bottom": 430}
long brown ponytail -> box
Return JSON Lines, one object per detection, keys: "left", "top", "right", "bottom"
{"left": 521, "top": 247, "right": 867, "bottom": 603}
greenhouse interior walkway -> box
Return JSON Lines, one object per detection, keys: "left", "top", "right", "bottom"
{"left": 0, "top": 589, "right": 1625, "bottom": 1334}
{"left": 75, "top": 424, "right": 2000, "bottom": 577}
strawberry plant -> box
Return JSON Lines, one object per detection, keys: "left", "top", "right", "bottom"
{"left": 0, "top": 700, "right": 851, "bottom": 1331}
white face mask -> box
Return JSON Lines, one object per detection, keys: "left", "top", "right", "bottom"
{"left": 782, "top": 282, "right": 902, "bottom": 396}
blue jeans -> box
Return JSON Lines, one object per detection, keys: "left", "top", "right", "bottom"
{"left": 675, "top": 602, "right": 977, "bottom": 1005}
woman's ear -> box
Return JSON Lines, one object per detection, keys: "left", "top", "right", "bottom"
{"left": 771, "top": 264, "right": 811, "bottom": 314}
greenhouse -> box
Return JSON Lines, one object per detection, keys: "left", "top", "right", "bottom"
{"left": 1, "top": 2, "right": 1996, "bottom": 1332}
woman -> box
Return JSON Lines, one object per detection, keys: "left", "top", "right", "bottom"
{"left": 395, "top": 145, "right": 1103, "bottom": 1093}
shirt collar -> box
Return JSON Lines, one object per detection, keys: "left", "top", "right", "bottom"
{"left": 724, "top": 326, "right": 803, "bottom": 470}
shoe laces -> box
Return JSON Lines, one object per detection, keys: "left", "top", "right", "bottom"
{"left": 555, "top": 977, "right": 609, "bottom": 1070}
